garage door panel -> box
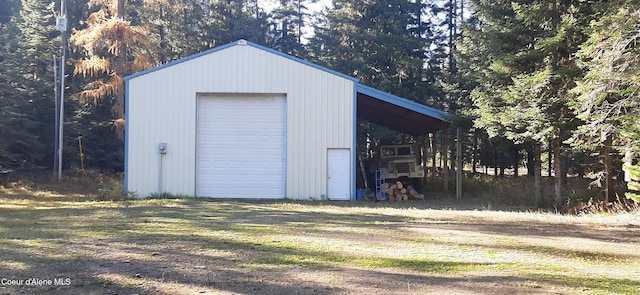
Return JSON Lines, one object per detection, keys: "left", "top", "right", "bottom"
{"left": 197, "top": 94, "right": 285, "bottom": 199}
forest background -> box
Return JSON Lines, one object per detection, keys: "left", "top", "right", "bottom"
{"left": 1, "top": 0, "right": 639, "bottom": 207}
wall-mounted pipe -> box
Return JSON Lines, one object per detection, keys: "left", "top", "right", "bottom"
{"left": 158, "top": 143, "right": 167, "bottom": 194}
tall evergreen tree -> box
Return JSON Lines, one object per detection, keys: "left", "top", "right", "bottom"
{"left": 311, "top": 0, "right": 431, "bottom": 99}
{"left": 0, "top": 0, "right": 57, "bottom": 170}
{"left": 466, "top": 0, "right": 595, "bottom": 207}
{"left": 267, "top": 0, "right": 317, "bottom": 57}
{"left": 130, "top": 0, "right": 208, "bottom": 63}
{"left": 199, "top": 0, "right": 268, "bottom": 47}
{"left": 570, "top": 1, "right": 640, "bottom": 202}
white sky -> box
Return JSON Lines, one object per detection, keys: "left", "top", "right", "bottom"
{"left": 258, "top": 0, "right": 333, "bottom": 14}
{"left": 258, "top": 0, "right": 333, "bottom": 42}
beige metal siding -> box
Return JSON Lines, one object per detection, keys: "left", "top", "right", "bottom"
{"left": 126, "top": 44, "right": 354, "bottom": 199}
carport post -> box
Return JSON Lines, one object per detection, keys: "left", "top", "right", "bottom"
{"left": 443, "top": 129, "right": 449, "bottom": 193}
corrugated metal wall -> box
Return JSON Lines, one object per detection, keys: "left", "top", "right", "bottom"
{"left": 126, "top": 44, "right": 355, "bottom": 199}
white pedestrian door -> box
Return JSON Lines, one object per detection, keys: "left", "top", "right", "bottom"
{"left": 327, "top": 149, "right": 351, "bottom": 200}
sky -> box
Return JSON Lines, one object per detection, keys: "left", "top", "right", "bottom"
{"left": 257, "top": 0, "right": 334, "bottom": 42}
{"left": 258, "top": 0, "right": 334, "bottom": 14}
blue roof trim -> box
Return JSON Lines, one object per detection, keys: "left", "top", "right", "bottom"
{"left": 356, "top": 83, "right": 450, "bottom": 122}
{"left": 124, "top": 41, "right": 238, "bottom": 81}
{"left": 124, "top": 40, "right": 358, "bottom": 82}
{"left": 246, "top": 41, "right": 358, "bottom": 82}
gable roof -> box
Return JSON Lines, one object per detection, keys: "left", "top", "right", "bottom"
{"left": 125, "top": 39, "right": 357, "bottom": 82}
{"left": 125, "top": 40, "right": 450, "bottom": 135}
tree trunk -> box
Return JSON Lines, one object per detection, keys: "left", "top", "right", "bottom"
{"left": 493, "top": 148, "right": 498, "bottom": 178}
{"left": 603, "top": 135, "right": 614, "bottom": 203}
{"left": 527, "top": 145, "right": 534, "bottom": 177}
{"left": 456, "top": 127, "right": 462, "bottom": 199}
{"left": 553, "top": 136, "right": 563, "bottom": 207}
{"left": 117, "top": 0, "right": 125, "bottom": 19}
{"left": 472, "top": 131, "right": 478, "bottom": 174}
{"left": 534, "top": 143, "right": 543, "bottom": 208}
{"left": 561, "top": 153, "right": 568, "bottom": 188}
{"left": 548, "top": 142, "right": 553, "bottom": 177}
{"left": 513, "top": 146, "right": 519, "bottom": 177}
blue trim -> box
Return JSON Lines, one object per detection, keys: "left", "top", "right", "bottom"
{"left": 124, "top": 41, "right": 237, "bottom": 81}
{"left": 124, "top": 40, "right": 359, "bottom": 83}
{"left": 356, "top": 84, "right": 451, "bottom": 122}
{"left": 352, "top": 81, "right": 358, "bottom": 201}
{"left": 124, "top": 79, "right": 129, "bottom": 197}
{"left": 246, "top": 42, "right": 358, "bottom": 83}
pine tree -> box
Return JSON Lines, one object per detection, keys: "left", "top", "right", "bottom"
{"left": 570, "top": 1, "right": 640, "bottom": 202}
{"left": 467, "top": 0, "right": 595, "bottom": 207}
{"left": 0, "top": 0, "right": 58, "bottom": 170}
{"left": 311, "top": 0, "right": 430, "bottom": 98}
{"left": 130, "top": 0, "right": 208, "bottom": 63}
{"left": 267, "top": 0, "right": 318, "bottom": 57}
{"left": 199, "top": 0, "right": 268, "bottom": 47}
{"left": 71, "top": 0, "right": 154, "bottom": 140}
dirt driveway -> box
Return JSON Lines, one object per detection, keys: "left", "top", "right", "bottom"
{"left": 0, "top": 192, "right": 638, "bottom": 295}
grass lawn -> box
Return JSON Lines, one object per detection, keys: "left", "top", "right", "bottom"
{"left": 0, "top": 181, "right": 639, "bottom": 294}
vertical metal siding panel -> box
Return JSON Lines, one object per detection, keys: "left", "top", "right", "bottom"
{"left": 295, "top": 64, "right": 303, "bottom": 198}
{"left": 340, "top": 80, "right": 350, "bottom": 146}
{"left": 302, "top": 64, "right": 312, "bottom": 198}
{"left": 145, "top": 76, "right": 162, "bottom": 196}
{"left": 319, "top": 72, "right": 329, "bottom": 198}
{"left": 256, "top": 50, "right": 266, "bottom": 91}
{"left": 311, "top": 70, "right": 321, "bottom": 198}
{"left": 289, "top": 57, "right": 301, "bottom": 198}
{"left": 130, "top": 76, "right": 149, "bottom": 195}
{"left": 322, "top": 73, "right": 331, "bottom": 197}
{"left": 308, "top": 62, "right": 319, "bottom": 198}
{"left": 162, "top": 71, "right": 177, "bottom": 194}
{"left": 293, "top": 57, "right": 304, "bottom": 199}
{"left": 130, "top": 76, "right": 158, "bottom": 196}
{"left": 176, "top": 69, "right": 196, "bottom": 196}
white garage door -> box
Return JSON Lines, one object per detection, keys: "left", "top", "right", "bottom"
{"left": 197, "top": 94, "right": 286, "bottom": 198}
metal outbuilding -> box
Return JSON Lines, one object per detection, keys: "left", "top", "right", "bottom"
{"left": 125, "top": 40, "right": 450, "bottom": 200}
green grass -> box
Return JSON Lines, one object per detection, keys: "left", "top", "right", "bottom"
{"left": 0, "top": 182, "right": 639, "bottom": 294}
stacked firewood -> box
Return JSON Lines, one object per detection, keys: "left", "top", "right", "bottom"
{"left": 381, "top": 181, "right": 419, "bottom": 202}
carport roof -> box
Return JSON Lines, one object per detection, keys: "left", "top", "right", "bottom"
{"left": 356, "top": 84, "right": 450, "bottom": 136}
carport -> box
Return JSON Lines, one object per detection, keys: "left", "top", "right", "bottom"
{"left": 355, "top": 84, "right": 461, "bottom": 197}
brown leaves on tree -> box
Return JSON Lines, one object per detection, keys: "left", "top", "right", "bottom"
{"left": 71, "top": 0, "right": 154, "bottom": 140}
